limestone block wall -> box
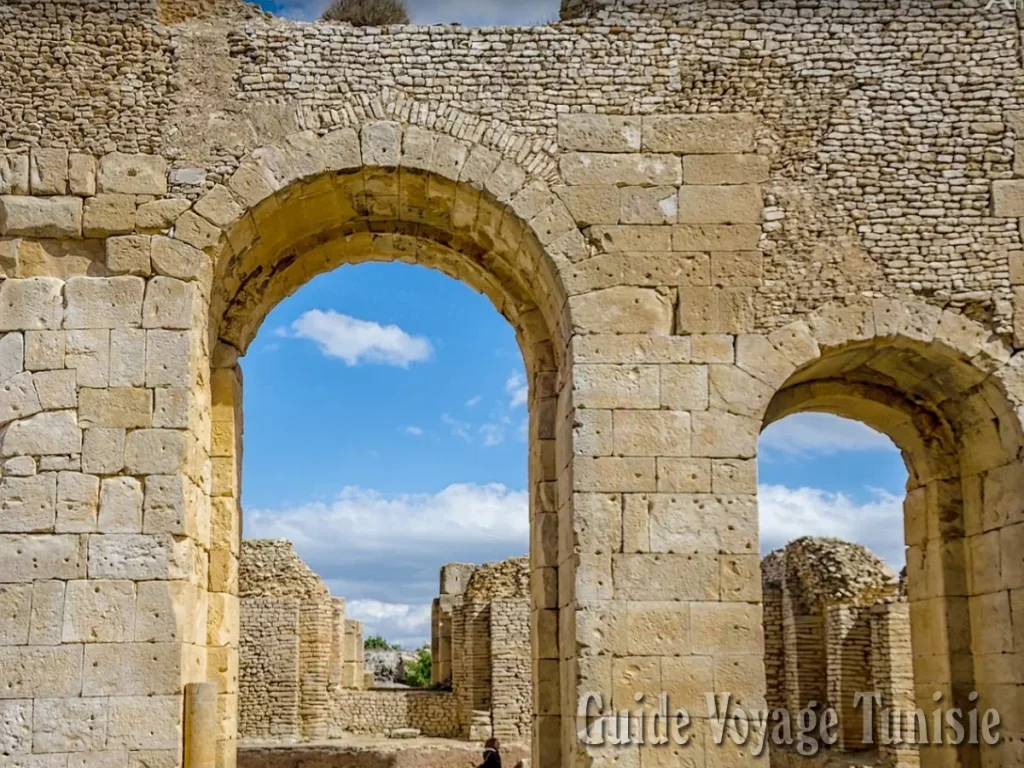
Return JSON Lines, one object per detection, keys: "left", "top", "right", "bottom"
{"left": 490, "top": 599, "right": 531, "bottom": 743}
{"left": 238, "top": 540, "right": 363, "bottom": 741}
{"left": 870, "top": 601, "right": 920, "bottom": 768}
{"left": 440, "top": 558, "right": 532, "bottom": 744}
{"left": 4, "top": 5, "right": 1024, "bottom": 765}
{"left": 239, "top": 598, "right": 301, "bottom": 740}
{"left": 762, "top": 539, "right": 925, "bottom": 766}
{"left": 762, "top": 584, "right": 786, "bottom": 713}
{"left": 328, "top": 690, "right": 462, "bottom": 738}
{"left": 825, "top": 605, "right": 872, "bottom": 752}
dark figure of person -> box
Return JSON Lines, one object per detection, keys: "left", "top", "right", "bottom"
{"left": 478, "top": 737, "right": 502, "bottom": 768}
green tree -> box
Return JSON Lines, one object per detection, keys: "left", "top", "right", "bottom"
{"left": 364, "top": 634, "right": 400, "bottom": 651}
{"left": 321, "top": 0, "right": 410, "bottom": 25}
{"left": 403, "top": 647, "right": 431, "bottom": 688}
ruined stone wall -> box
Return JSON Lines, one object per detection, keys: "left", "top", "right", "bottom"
{"left": 763, "top": 539, "right": 911, "bottom": 763}
{"left": 870, "top": 600, "right": 919, "bottom": 768}
{"left": 239, "top": 540, "right": 351, "bottom": 741}
{"left": 239, "top": 597, "right": 301, "bottom": 740}
{"left": 441, "top": 558, "right": 532, "bottom": 743}
{"left": 490, "top": 599, "right": 531, "bottom": 743}
{"left": 825, "top": 604, "right": 872, "bottom": 751}
{"left": 328, "top": 690, "right": 462, "bottom": 738}
{"left": 5, "top": 2, "right": 1024, "bottom": 331}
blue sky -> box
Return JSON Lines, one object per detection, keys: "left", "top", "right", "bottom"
{"left": 241, "top": 263, "right": 908, "bottom": 648}
{"left": 256, "top": 0, "right": 560, "bottom": 24}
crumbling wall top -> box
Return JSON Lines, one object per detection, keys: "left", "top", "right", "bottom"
{"left": 464, "top": 556, "right": 529, "bottom": 601}
{"left": 769, "top": 536, "right": 898, "bottom": 611}
{"left": 239, "top": 539, "right": 330, "bottom": 600}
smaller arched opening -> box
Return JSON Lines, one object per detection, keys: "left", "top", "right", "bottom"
{"left": 755, "top": 300, "right": 1023, "bottom": 768}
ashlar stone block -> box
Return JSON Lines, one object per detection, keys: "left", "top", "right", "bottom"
{"left": 678, "top": 185, "right": 762, "bottom": 224}
{"left": 63, "top": 579, "right": 136, "bottom": 643}
{"left": 65, "top": 276, "right": 144, "bottom": 330}
{"left": 79, "top": 388, "right": 152, "bottom": 430}
{"left": 2, "top": 410, "right": 82, "bottom": 457}
{"left": 28, "top": 580, "right": 65, "bottom": 644}
{"left": 0, "top": 534, "right": 85, "bottom": 582}
{"left": 99, "top": 477, "right": 143, "bottom": 533}
{"left": 570, "top": 287, "right": 673, "bottom": 335}
{"left": 87, "top": 533, "right": 195, "bottom": 581}
{"left": 683, "top": 154, "right": 770, "bottom": 185}
{"left": 143, "top": 277, "right": 199, "bottom": 330}
{"left": 124, "top": 429, "right": 189, "bottom": 475}
{"left": 0, "top": 332, "right": 24, "bottom": 383}
{"left": 0, "top": 196, "right": 82, "bottom": 238}
{"left": 560, "top": 153, "right": 681, "bottom": 186}
{"left": 0, "top": 278, "right": 64, "bottom": 331}
{"left": 0, "top": 585, "right": 32, "bottom": 644}
{"left": 106, "top": 696, "right": 181, "bottom": 751}
{"left": 97, "top": 153, "right": 168, "bottom": 196}
{"left": 30, "top": 149, "right": 69, "bottom": 196}
{"left": 65, "top": 330, "right": 110, "bottom": 388}
{"left": 83, "top": 194, "right": 136, "bottom": 237}
{"left": 0, "top": 371, "right": 42, "bottom": 426}
{"left": 24, "top": 331, "right": 64, "bottom": 370}
{"left": 0, "top": 645, "right": 83, "bottom": 698}
{"left": 55, "top": 471, "right": 100, "bottom": 533}
{"left": 642, "top": 114, "right": 756, "bottom": 153}
{"left": 0, "top": 699, "right": 32, "bottom": 754}
{"left": 32, "top": 369, "right": 77, "bottom": 411}
{"left": 557, "top": 115, "right": 641, "bottom": 153}
{"left": 83, "top": 643, "right": 182, "bottom": 696}
{"left": 32, "top": 697, "right": 108, "bottom": 754}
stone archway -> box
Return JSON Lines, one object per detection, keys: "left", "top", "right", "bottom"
{"left": 753, "top": 297, "right": 1024, "bottom": 768}
{"left": 172, "top": 123, "right": 574, "bottom": 768}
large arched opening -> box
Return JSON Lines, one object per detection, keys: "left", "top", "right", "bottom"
{"left": 188, "top": 124, "right": 572, "bottom": 768}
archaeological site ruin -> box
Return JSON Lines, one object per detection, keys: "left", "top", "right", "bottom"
{"left": 1, "top": 0, "right": 1024, "bottom": 765}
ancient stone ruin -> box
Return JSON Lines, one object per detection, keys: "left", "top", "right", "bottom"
{"left": 764, "top": 538, "right": 917, "bottom": 768}
{"left": 2, "top": 0, "right": 1023, "bottom": 766}
{"left": 237, "top": 541, "right": 529, "bottom": 747}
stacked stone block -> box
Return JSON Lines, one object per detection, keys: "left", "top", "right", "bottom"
{"left": 238, "top": 541, "right": 360, "bottom": 742}
{"left": 439, "top": 558, "right": 533, "bottom": 745}
{"left": 870, "top": 601, "right": 920, "bottom": 768}
{"left": 4, "top": 5, "right": 1024, "bottom": 766}
{"left": 328, "top": 690, "right": 462, "bottom": 738}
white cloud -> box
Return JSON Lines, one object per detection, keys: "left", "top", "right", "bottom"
{"left": 279, "top": 309, "right": 432, "bottom": 367}
{"left": 506, "top": 372, "right": 528, "bottom": 408}
{"left": 404, "top": 426, "right": 424, "bottom": 437}
{"left": 247, "top": 483, "right": 528, "bottom": 559}
{"left": 465, "top": 395, "right": 482, "bottom": 408}
{"left": 761, "top": 413, "right": 898, "bottom": 456}
{"left": 759, "top": 484, "right": 906, "bottom": 569}
{"left": 442, "top": 413, "right": 473, "bottom": 442}
{"left": 479, "top": 418, "right": 510, "bottom": 447}
{"left": 347, "top": 600, "right": 432, "bottom": 648}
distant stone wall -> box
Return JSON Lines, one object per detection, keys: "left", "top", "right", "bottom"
{"left": 763, "top": 538, "right": 915, "bottom": 767}
{"left": 239, "top": 597, "right": 301, "bottom": 739}
{"left": 329, "top": 690, "right": 462, "bottom": 738}
{"left": 490, "top": 599, "right": 531, "bottom": 743}
{"left": 239, "top": 540, "right": 364, "bottom": 741}
{"left": 437, "top": 557, "right": 532, "bottom": 744}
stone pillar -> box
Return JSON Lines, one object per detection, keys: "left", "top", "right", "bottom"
{"left": 871, "top": 601, "right": 920, "bottom": 768}
{"left": 329, "top": 597, "right": 346, "bottom": 688}
{"left": 185, "top": 682, "right": 218, "bottom": 768}
{"left": 341, "top": 619, "right": 364, "bottom": 689}
{"left": 825, "top": 604, "right": 872, "bottom": 752}
{"left": 763, "top": 584, "right": 786, "bottom": 712}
